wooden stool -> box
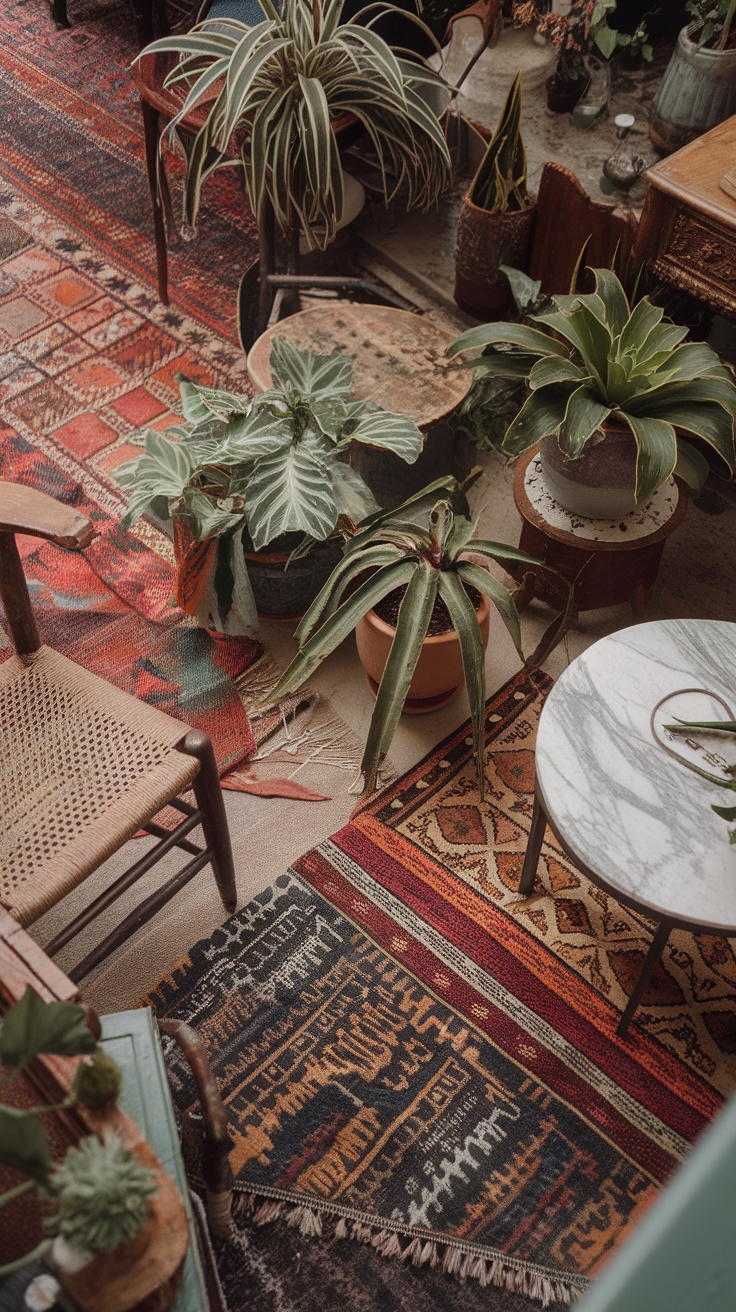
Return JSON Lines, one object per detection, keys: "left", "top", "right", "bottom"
{"left": 247, "top": 303, "right": 472, "bottom": 505}
{"left": 512, "top": 447, "right": 688, "bottom": 617}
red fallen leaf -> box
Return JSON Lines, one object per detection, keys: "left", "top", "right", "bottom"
{"left": 222, "top": 774, "right": 331, "bottom": 801}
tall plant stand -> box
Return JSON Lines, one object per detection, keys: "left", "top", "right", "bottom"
{"left": 511, "top": 448, "right": 688, "bottom": 618}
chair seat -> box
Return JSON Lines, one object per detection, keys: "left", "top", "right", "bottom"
{"left": 0, "top": 646, "right": 199, "bottom": 927}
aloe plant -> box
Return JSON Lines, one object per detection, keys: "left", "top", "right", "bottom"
{"left": 116, "top": 338, "right": 423, "bottom": 631}
{"left": 468, "top": 71, "right": 530, "bottom": 213}
{"left": 268, "top": 477, "right": 568, "bottom": 794}
{"left": 447, "top": 268, "right": 736, "bottom": 504}
{"left": 141, "top": 0, "right": 452, "bottom": 249}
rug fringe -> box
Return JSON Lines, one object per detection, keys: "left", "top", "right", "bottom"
{"left": 233, "top": 1190, "right": 586, "bottom": 1305}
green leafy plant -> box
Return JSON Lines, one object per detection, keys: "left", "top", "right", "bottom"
{"left": 47, "top": 1132, "right": 157, "bottom": 1257}
{"left": 0, "top": 988, "right": 135, "bottom": 1276}
{"left": 686, "top": 1, "right": 736, "bottom": 51}
{"left": 663, "top": 716, "right": 736, "bottom": 840}
{"left": 615, "top": 13, "right": 654, "bottom": 62}
{"left": 447, "top": 267, "right": 736, "bottom": 504}
{"left": 468, "top": 71, "right": 530, "bottom": 214}
{"left": 141, "top": 0, "right": 452, "bottom": 249}
{"left": 116, "top": 338, "right": 423, "bottom": 631}
{"left": 539, "top": 1, "right": 620, "bottom": 85}
{"left": 267, "top": 476, "right": 570, "bottom": 794}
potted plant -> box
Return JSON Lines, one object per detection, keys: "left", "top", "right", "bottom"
{"left": 0, "top": 988, "right": 182, "bottom": 1310}
{"left": 447, "top": 267, "right": 736, "bottom": 518}
{"left": 650, "top": 3, "right": 736, "bottom": 154}
{"left": 454, "top": 71, "right": 538, "bottom": 321}
{"left": 538, "top": 0, "right": 618, "bottom": 112}
{"left": 142, "top": 0, "right": 452, "bottom": 323}
{"left": 116, "top": 339, "right": 423, "bottom": 630}
{"left": 615, "top": 12, "right": 654, "bottom": 71}
{"left": 266, "top": 476, "right": 568, "bottom": 794}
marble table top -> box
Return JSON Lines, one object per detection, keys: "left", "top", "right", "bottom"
{"left": 536, "top": 619, "right": 736, "bottom": 930}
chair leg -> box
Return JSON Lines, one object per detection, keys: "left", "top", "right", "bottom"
{"left": 180, "top": 730, "right": 237, "bottom": 914}
{"left": 519, "top": 792, "right": 547, "bottom": 895}
{"left": 51, "top": 0, "right": 70, "bottom": 26}
{"left": 141, "top": 98, "right": 170, "bottom": 305}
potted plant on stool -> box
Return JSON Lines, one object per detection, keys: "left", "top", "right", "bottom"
{"left": 267, "top": 477, "right": 568, "bottom": 794}
{"left": 116, "top": 339, "right": 424, "bottom": 630}
{"left": 454, "top": 71, "right": 538, "bottom": 321}
{"left": 650, "top": 3, "right": 736, "bottom": 154}
{"left": 447, "top": 267, "right": 736, "bottom": 518}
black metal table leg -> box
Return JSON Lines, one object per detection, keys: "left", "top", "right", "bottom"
{"left": 617, "top": 917, "right": 674, "bottom": 1038}
{"left": 519, "top": 792, "right": 548, "bottom": 896}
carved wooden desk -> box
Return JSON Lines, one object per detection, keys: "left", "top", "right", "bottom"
{"left": 633, "top": 115, "right": 736, "bottom": 320}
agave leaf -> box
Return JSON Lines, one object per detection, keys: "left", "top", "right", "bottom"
{"left": 448, "top": 322, "right": 568, "bottom": 359}
{"left": 456, "top": 559, "right": 522, "bottom": 660}
{"left": 568, "top": 237, "right": 590, "bottom": 295}
{"left": 674, "top": 439, "right": 711, "bottom": 492}
{"left": 649, "top": 341, "right": 734, "bottom": 385}
{"left": 295, "top": 541, "right": 405, "bottom": 644}
{"left": 626, "top": 376, "right": 736, "bottom": 421}
{"left": 619, "top": 413, "right": 678, "bottom": 504}
{"left": 502, "top": 384, "right": 574, "bottom": 456}
{"left": 345, "top": 409, "right": 423, "bottom": 464}
{"left": 269, "top": 558, "right": 416, "bottom": 699}
{"left": 645, "top": 401, "right": 735, "bottom": 474}
{"left": 558, "top": 386, "right": 612, "bottom": 458}
{"left": 615, "top": 296, "right": 664, "bottom": 359}
{"left": 592, "top": 268, "right": 630, "bottom": 336}
{"left": 630, "top": 321, "right": 688, "bottom": 368}
{"left": 466, "top": 352, "right": 540, "bottom": 382}
{"left": 529, "top": 357, "right": 587, "bottom": 391}
{"left": 360, "top": 561, "right": 439, "bottom": 791}
{"left": 439, "top": 571, "right": 488, "bottom": 797}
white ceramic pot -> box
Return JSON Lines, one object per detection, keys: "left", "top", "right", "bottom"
{"left": 650, "top": 23, "right": 736, "bottom": 155}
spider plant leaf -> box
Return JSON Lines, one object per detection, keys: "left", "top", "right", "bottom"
{"left": 220, "top": 39, "right": 291, "bottom": 145}
{"left": 558, "top": 386, "right": 612, "bottom": 458}
{"left": 269, "top": 558, "right": 416, "bottom": 699}
{"left": 438, "top": 571, "right": 488, "bottom": 798}
{"left": 246, "top": 430, "right": 338, "bottom": 549}
{"left": 456, "top": 559, "right": 523, "bottom": 660}
{"left": 618, "top": 413, "right": 678, "bottom": 504}
{"left": 143, "top": 32, "right": 241, "bottom": 61}
{"left": 529, "top": 357, "right": 587, "bottom": 391}
{"left": 448, "top": 322, "right": 568, "bottom": 359}
{"left": 502, "top": 384, "right": 574, "bottom": 456}
{"left": 360, "top": 561, "right": 439, "bottom": 791}
{"left": 295, "top": 541, "right": 405, "bottom": 644}
{"left": 347, "top": 410, "right": 423, "bottom": 464}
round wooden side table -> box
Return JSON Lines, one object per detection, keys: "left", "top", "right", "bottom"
{"left": 512, "top": 447, "right": 688, "bottom": 617}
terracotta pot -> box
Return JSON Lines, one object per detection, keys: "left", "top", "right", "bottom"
{"left": 454, "top": 196, "right": 537, "bottom": 321}
{"left": 545, "top": 73, "right": 589, "bottom": 113}
{"left": 650, "top": 24, "right": 736, "bottom": 155}
{"left": 355, "top": 590, "right": 491, "bottom": 714}
{"left": 539, "top": 426, "right": 639, "bottom": 518}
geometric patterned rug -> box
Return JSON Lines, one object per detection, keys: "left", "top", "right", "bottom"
{"left": 147, "top": 669, "right": 734, "bottom": 1308}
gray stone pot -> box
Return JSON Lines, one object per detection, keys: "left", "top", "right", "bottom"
{"left": 650, "top": 24, "right": 736, "bottom": 155}
{"left": 539, "top": 427, "right": 639, "bottom": 518}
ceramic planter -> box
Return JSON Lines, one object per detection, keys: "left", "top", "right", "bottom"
{"left": 355, "top": 590, "right": 491, "bottom": 714}
{"left": 244, "top": 535, "right": 343, "bottom": 623}
{"left": 454, "top": 196, "right": 537, "bottom": 321}
{"left": 650, "top": 24, "right": 736, "bottom": 155}
{"left": 539, "top": 426, "right": 639, "bottom": 518}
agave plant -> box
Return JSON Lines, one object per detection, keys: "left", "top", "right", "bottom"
{"left": 141, "top": 0, "right": 452, "bottom": 249}
{"left": 468, "top": 70, "right": 530, "bottom": 214}
{"left": 447, "top": 268, "right": 736, "bottom": 503}
{"left": 268, "top": 477, "right": 568, "bottom": 794}
{"left": 116, "top": 339, "right": 423, "bottom": 630}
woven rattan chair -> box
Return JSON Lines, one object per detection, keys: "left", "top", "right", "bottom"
{"left": 0, "top": 481, "right": 237, "bottom": 983}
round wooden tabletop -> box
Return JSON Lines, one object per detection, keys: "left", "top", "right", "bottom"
{"left": 246, "top": 304, "right": 471, "bottom": 431}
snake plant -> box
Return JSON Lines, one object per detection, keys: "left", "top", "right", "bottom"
{"left": 268, "top": 477, "right": 567, "bottom": 794}
{"left": 468, "top": 71, "right": 530, "bottom": 213}
{"left": 447, "top": 268, "right": 736, "bottom": 504}
{"left": 141, "top": 0, "right": 452, "bottom": 249}
{"left": 116, "top": 338, "right": 422, "bottom": 631}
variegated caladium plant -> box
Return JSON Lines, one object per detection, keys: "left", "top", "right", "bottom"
{"left": 115, "top": 338, "right": 423, "bottom": 630}
{"left": 447, "top": 268, "right": 736, "bottom": 505}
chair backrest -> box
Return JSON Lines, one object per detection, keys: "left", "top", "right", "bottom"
{"left": 0, "top": 482, "right": 94, "bottom": 657}
{"left": 529, "top": 161, "right": 639, "bottom": 297}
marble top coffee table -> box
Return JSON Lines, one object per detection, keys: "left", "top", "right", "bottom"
{"left": 520, "top": 619, "right": 736, "bottom": 1036}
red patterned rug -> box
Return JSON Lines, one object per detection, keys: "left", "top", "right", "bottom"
{"left": 148, "top": 669, "right": 734, "bottom": 1309}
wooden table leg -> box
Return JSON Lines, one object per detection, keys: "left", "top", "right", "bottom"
{"left": 617, "top": 917, "right": 673, "bottom": 1038}
{"left": 519, "top": 793, "right": 547, "bottom": 895}
{"left": 630, "top": 581, "right": 648, "bottom": 621}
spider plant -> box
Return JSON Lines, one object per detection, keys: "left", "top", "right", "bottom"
{"left": 267, "top": 477, "right": 569, "bottom": 794}
{"left": 140, "top": 0, "right": 452, "bottom": 250}
{"left": 447, "top": 268, "right": 736, "bottom": 503}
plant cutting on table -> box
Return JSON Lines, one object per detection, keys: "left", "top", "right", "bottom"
{"left": 116, "top": 339, "right": 423, "bottom": 632}
{"left": 447, "top": 267, "right": 736, "bottom": 518}
{"left": 267, "top": 476, "right": 571, "bottom": 795}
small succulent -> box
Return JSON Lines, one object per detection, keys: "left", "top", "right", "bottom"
{"left": 72, "top": 1051, "right": 123, "bottom": 1112}
{"left": 47, "top": 1132, "right": 157, "bottom": 1255}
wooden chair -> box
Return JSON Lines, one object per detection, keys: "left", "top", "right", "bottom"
{"left": 529, "top": 161, "right": 639, "bottom": 296}
{"left": 51, "top": 0, "right": 171, "bottom": 48}
{"left": 0, "top": 481, "right": 236, "bottom": 984}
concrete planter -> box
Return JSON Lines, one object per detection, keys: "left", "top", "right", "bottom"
{"left": 539, "top": 426, "right": 639, "bottom": 518}
{"left": 650, "top": 24, "right": 736, "bottom": 155}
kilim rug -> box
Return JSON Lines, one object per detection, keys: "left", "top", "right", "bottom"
{"left": 146, "top": 669, "right": 735, "bottom": 1309}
